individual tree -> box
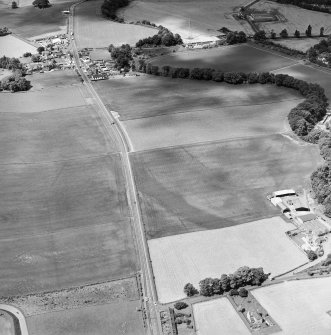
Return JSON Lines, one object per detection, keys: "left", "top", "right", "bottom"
{"left": 31, "top": 54, "right": 41, "bottom": 62}
{"left": 211, "top": 278, "right": 222, "bottom": 295}
{"left": 220, "top": 274, "right": 229, "bottom": 291}
{"left": 238, "top": 288, "right": 248, "bottom": 297}
{"left": 199, "top": 278, "right": 214, "bottom": 296}
{"left": 174, "top": 302, "right": 188, "bottom": 310}
{"left": 320, "top": 27, "right": 324, "bottom": 37}
{"left": 229, "top": 289, "right": 239, "bottom": 296}
{"left": 280, "top": 28, "right": 288, "bottom": 38}
{"left": 11, "top": 1, "right": 18, "bottom": 8}
{"left": 270, "top": 30, "right": 276, "bottom": 39}
{"left": 37, "top": 46, "right": 45, "bottom": 54}
{"left": 23, "top": 52, "right": 32, "bottom": 57}
{"left": 307, "top": 250, "right": 318, "bottom": 261}
{"left": 253, "top": 30, "right": 266, "bottom": 41}
{"left": 305, "top": 24, "right": 312, "bottom": 37}
{"left": 294, "top": 30, "right": 300, "bottom": 38}
{"left": 32, "top": 0, "right": 51, "bottom": 8}
{"left": 183, "top": 283, "right": 198, "bottom": 297}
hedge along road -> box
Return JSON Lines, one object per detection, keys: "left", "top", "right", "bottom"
{"left": 69, "top": 3, "right": 161, "bottom": 335}
{"left": 0, "top": 304, "right": 29, "bottom": 335}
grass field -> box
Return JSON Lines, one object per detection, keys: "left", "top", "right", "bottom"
{"left": 131, "top": 134, "right": 321, "bottom": 239}
{"left": 273, "top": 64, "right": 331, "bottom": 100}
{"left": 193, "top": 299, "right": 250, "bottom": 335}
{"left": 148, "top": 217, "right": 307, "bottom": 302}
{"left": 149, "top": 44, "right": 298, "bottom": 72}
{"left": 0, "top": 1, "right": 75, "bottom": 38}
{"left": 252, "top": 278, "right": 331, "bottom": 335}
{"left": 274, "top": 37, "right": 324, "bottom": 52}
{"left": 0, "top": 35, "right": 36, "bottom": 57}
{"left": 26, "top": 301, "right": 145, "bottom": 335}
{"left": 74, "top": 0, "right": 157, "bottom": 48}
{"left": 252, "top": 0, "right": 331, "bottom": 35}
{"left": 120, "top": 0, "right": 253, "bottom": 43}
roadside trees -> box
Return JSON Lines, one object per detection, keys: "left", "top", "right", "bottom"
{"left": 280, "top": 29, "right": 288, "bottom": 38}
{"left": 294, "top": 30, "right": 300, "bottom": 38}
{"left": 184, "top": 283, "right": 198, "bottom": 297}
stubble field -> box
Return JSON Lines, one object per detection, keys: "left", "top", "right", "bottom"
{"left": 95, "top": 76, "right": 302, "bottom": 150}
{"left": 149, "top": 44, "right": 298, "bottom": 72}
{"left": 0, "top": 71, "right": 138, "bottom": 296}
{"left": 130, "top": 135, "right": 321, "bottom": 239}
{"left": 252, "top": 278, "right": 331, "bottom": 335}
{"left": 120, "top": 0, "right": 253, "bottom": 43}
{"left": 74, "top": 0, "right": 157, "bottom": 48}
{"left": 193, "top": 298, "right": 250, "bottom": 335}
{"left": 0, "top": 35, "right": 36, "bottom": 57}
{"left": 148, "top": 217, "right": 307, "bottom": 302}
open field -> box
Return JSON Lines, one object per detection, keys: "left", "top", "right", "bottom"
{"left": 274, "top": 37, "right": 324, "bottom": 52}
{"left": 148, "top": 217, "right": 307, "bottom": 302}
{"left": 252, "top": 278, "right": 331, "bottom": 335}
{"left": 120, "top": 0, "right": 253, "bottom": 43}
{"left": 149, "top": 44, "right": 298, "bottom": 72}
{"left": 74, "top": 0, "right": 157, "bottom": 48}
{"left": 0, "top": 105, "right": 117, "bottom": 163}
{"left": 0, "top": 1, "right": 75, "bottom": 38}
{"left": 0, "top": 35, "right": 36, "bottom": 57}
{"left": 95, "top": 76, "right": 302, "bottom": 150}
{"left": 273, "top": 64, "right": 331, "bottom": 100}
{"left": 193, "top": 299, "right": 250, "bottom": 335}
{"left": 27, "top": 301, "right": 145, "bottom": 335}
{"left": 252, "top": 0, "right": 331, "bottom": 35}
{"left": 131, "top": 135, "right": 321, "bottom": 239}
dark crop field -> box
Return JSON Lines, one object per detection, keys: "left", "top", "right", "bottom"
{"left": 131, "top": 134, "right": 322, "bottom": 239}
{"left": 150, "top": 44, "right": 298, "bottom": 73}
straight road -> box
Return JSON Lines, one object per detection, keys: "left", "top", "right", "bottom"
{"left": 69, "top": 3, "right": 161, "bottom": 335}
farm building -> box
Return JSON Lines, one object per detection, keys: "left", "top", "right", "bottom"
{"left": 90, "top": 73, "right": 108, "bottom": 81}
{"left": 272, "top": 189, "right": 296, "bottom": 198}
{"left": 296, "top": 213, "right": 317, "bottom": 225}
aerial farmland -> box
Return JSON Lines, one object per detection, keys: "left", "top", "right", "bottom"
{"left": 1, "top": 0, "right": 331, "bottom": 334}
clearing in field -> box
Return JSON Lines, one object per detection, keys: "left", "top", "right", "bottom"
{"left": 150, "top": 44, "right": 298, "bottom": 72}
{"left": 252, "top": 277, "right": 331, "bottom": 335}
{"left": 0, "top": 35, "right": 36, "bottom": 57}
{"left": 131, "top": 135, "right": 321, "bottom": 239}
{"left": 26, "top": 300, "right": 145, "bottom": 335}
{"left": 148, "top": 217, "right": 307, "bottom": 303}
{"left": 251, "top": 0, "right": 331, "bottom": 35}
{"left": 120, "top": 0, "right": 253, "bottom": 43}
{"left": 193, "top": 299, "right": 250, "bottom": 335}
{"left": 273, "top": 64, "right": 331, "bottom": 100}
{"left": 74, "top": 0, "right": 157, "bottom": 48}
{"left": 95, "top": 76, "right": 302, "bottom": 150}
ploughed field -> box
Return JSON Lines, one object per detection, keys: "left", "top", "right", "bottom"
{"left": 130, "top": 135, "right": 321, "bottom": 239}
{"left": 0, "top": 72, "right": 138, "bottom": 296}
{"left": 120, "top": 0, "right": 253, "bottom": 43}
{"left": 74, "top": 0, "right": 157, "bottom": 48}
{"left": 148, "top": 217, "right": 307, "bottom": 302}
{"left": 95, "top": 76, "right": 302, "bottom": 151}
{"left": 149, "top": 44, "right": 298, "bottom": 73}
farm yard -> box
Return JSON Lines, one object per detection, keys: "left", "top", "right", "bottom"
{"left": 0, "top": 35, "right": 36, "bottom": 57}
{"left": 149, "top": 44, "right": 298, "bottom": 72}
{"left": 74, "top": 0, "right": 157, "bottom": 49}
{"left": 251, "top": 0, "right": 331, "bottom": 35}
{"left": 193, "top": 299, "right": 250, "bottom": 335}
{"left": 27, "top": 300, "right": 145, "bottom": 335}
{"left": 0, "top": 1, "right": 75, "bottom": 39}
{"left": 120, "top": 0, "right": 253, "bottom": 43}
{"left": 131, "top": 135, "right": 321, "bottom": 239}
{"left": 148, "top": 217, "right": 308, "bottom": 303}
{"left": 273, "top": 64, "right": 331, "bottom": 100}
{"left": 252, "top": 278, "right": 331, "bottom": 335}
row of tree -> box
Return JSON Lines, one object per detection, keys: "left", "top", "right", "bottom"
{"left": 183, "top": 266, "right": 269, "bottom": 298}
{"left": 143, "top": 64, "right": 327, "bottom": 138}
{"left": 274, "top": 0, "right": 331, "bottom": 13}
{"left": 226, "top": 31, "right": 247, "bottom": 45}
{"left": 101, "top": 0, "right": 128, "bottom": 20}
{"left": 0, "top": 56, "right": 24, "bottom": 71}
{"left": 136, "top": 26, "right": 182, "bottom": 47}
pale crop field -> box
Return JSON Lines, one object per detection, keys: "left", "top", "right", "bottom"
{"left": 252, "top": 0, "right": 331, "bottom": 35}
{"left": 121, "top": 0, "right": 254, "bottom": 43}
{"left": 252, "top": 278, "right": 331, "bottom": 335}
{"left": 148, "top": 217, "right": 307, "bottom": 303}
{"left": 274, "top": 38, "right": 325, "bottom": 52}
{"left": 74, "top": 0, "right": 157, "bottom": 48}
{"left": 193, "top": 299, "right": 250, "bottom": 335}
{"left": 0, "top": 35, "right": 36, "bottom": 57}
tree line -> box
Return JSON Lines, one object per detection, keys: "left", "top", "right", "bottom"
{"left": 101, "top": 0, "right": 128, "bottom": 21}
{"left": 183, "top": 266, "right": 269, "bottom": 298}
{"left": 136, "top": 26, "right": 182, "bottom": 47}
{"left": 142, "top": 63, "right": 327, "bottom": 138}
{"left": 0, "top": 56, "right": 31, "bottom": 92}
{"left": 274, "top": 0, "right": 331, "bottom": 13}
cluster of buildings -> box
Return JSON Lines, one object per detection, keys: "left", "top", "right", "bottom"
{"left": 269, "top": 189, "right": 330, "bottom": 257}
{"left": 24, "top": 34, "right": 74, "bottom": 73}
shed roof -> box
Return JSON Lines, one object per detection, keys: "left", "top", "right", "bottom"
{"left": 273, "top": 189, "right": 296, "bottom": 197}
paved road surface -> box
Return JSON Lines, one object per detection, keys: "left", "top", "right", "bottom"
{"left": 0, "top": 304, "right": 29, "bottom": 335}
